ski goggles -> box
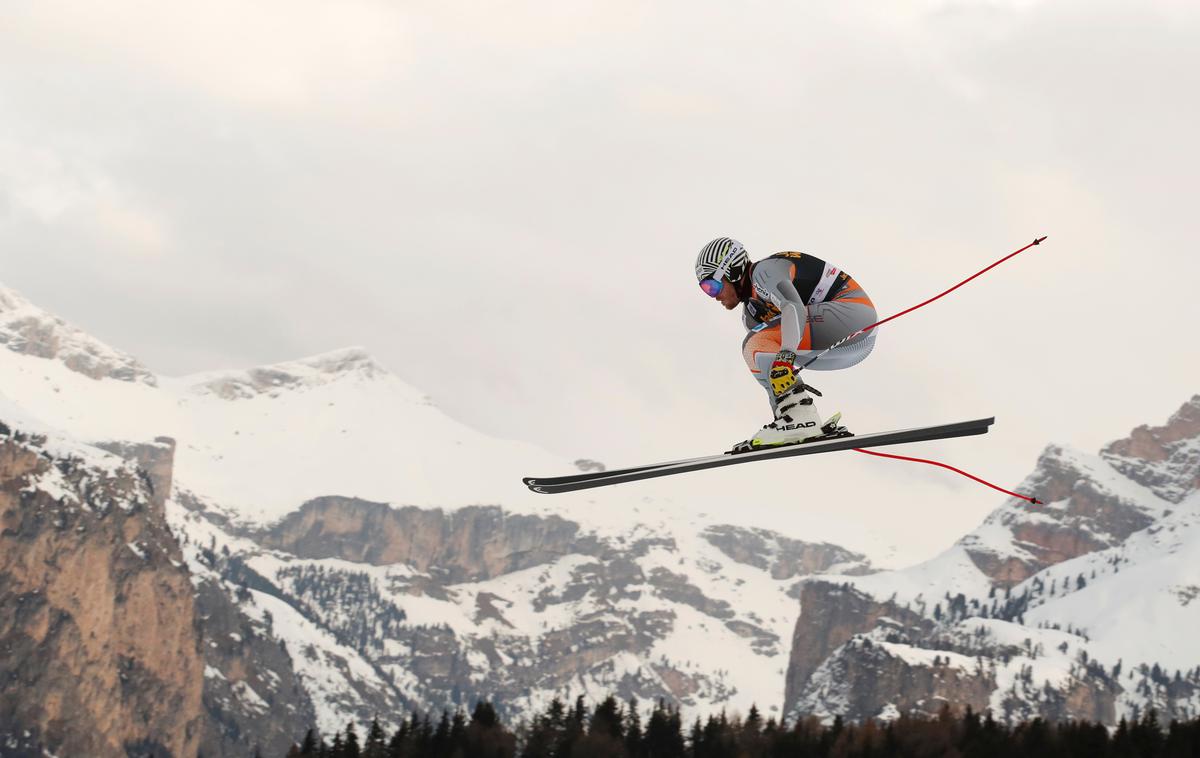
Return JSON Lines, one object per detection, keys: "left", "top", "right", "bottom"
{"left": 698, "top": 278, "right": 724, "bottom": 297}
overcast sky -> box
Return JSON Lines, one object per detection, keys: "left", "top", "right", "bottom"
{"left": 2, "top": 0, "right": 1197, "bottom": 563}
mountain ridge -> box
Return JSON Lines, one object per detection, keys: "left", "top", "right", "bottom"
{"left": 167, "top": 346, "right": 400, "bottom": 401}
{"left": 782, "top": 397, "right": 1200, "bottom": 725}
{"left": 0, "top": 282, "right": 157, "bottom": 386}
{"left": 0, "top": 281, "right": 882, "bottom": 743}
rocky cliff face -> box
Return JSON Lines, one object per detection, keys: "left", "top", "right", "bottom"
{"left": 702, "top": 525, "right": 872, "bottom": 580}
{"left": 177, "top": 494, "right": 875, "bottom": 729}
{"left": 0, "top": 286, "right": 157, "bottom": 386}
{"left": 794, "top": 636, "right": 997, "bottom": 722}
{"left": 189, "top": 569, "right": 320, "bottom": 758}
{"left": 961, "top": 444, "right": 1167, "bottom": 588}
{"left": 94, "top": 437, "right": 177, "bottom": 511}
{"left": 1102, "top": 395, "right": 1200, "bottom": 503}
{"left": 783, "top": 581, "right": 1125, "bottom": 725}
{"left": 782, "top": 397, "right": 1200, "bottom": 727}
{"left": 783, "top": 582, "right": 932, "bottom": 714}
{"left": 0, "top": 420, "right": 326, "bottom": 758}
{"left": 256, "top": 498, "right": 585, "bottom": 582}
{"left": 0, "top": 428, "right": 202, "bottom": 756}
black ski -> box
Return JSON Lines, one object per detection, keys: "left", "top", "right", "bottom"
{"left": 523, "top": 417, "right": 994, "bottom": 494}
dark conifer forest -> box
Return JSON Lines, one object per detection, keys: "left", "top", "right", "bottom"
{"left": 279, "top": 696, "right": 1200, "bottom": 758}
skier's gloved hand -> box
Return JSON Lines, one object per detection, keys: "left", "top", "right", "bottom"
{"left": 768, "top": 349, "right": 799, "bottom": 398}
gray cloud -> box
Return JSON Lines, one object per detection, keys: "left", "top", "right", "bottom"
{"left": 2, "top": 0, "right": 1197, "bottom": 562}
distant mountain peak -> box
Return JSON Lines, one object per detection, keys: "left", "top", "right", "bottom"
{"left": 292, "top": 346, "right": 384, "bottom": 375}
{"left": 0, "top": 282, "right": 157, "bottom": 386}
{"left": 180, "top": 346, "right": 391, "bottom": 400}
{"left": 1101, "top": 395, "right": 1200, "bottom": 503}
{"left": 957, "top": 442, "right": 1171, "bottom": 587}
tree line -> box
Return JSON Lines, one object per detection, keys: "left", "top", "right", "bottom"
{"left": 281, "top": 696, "right": 1200, "bottom": 758}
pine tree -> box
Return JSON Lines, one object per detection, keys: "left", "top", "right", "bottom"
{"left": 521, "top": 713, "right": 551, "bottom": 758}
{"left": 551, "top": 695, "right": 583, "bottom": 754}
{"left": 689, "top": 718, "right": 705, "bottom": 758}
{"left": 364, "top": 718, "right": 387, "bottom": 758}
{"left": 344, "top": 722, "right": 361, "bottom": 758}
{"left": 699, "top": 714, "right": 722, "bottom": 758}
{"left": 644, "top": 700, "right": 685, "bottom": 758}
{"left": 468, "top": 699, "right": 514, "bottom": 757}
{"left": 1132, "top": 709, "right": 1165, "bottom": 756}
{"left": 745, "top": 704, "right": 761, "bottom": 734}
{"left": 738, "top": 705, "right": 764, "bottom": 757}
{"left": 668, "top": 705, "right": 686, "bottom": 755}
{"left": 624, "top": 697, "right": 644, "bottom": 758}
{"left": 572, "top": 695, "right": 587, "bottom": 730}
{"left": 451, "top": 709, "right": 468, "bottom": 754}
{"left": 432, "top": 710, "right": 451, "bottom": 756}
{"left": 821, "top": 714, "right": 845, "bottom": 754}
{"left": 544, "top": 696, "right": 567, "bottom": 752}
{"left": 417, "top": 714, "right": 434, "bottom": 755}
{"left": 472, "top": 700, "right": 499, "bottom": 728}
{"left": 299, "top": 729, "right": 319, "bottom": 757}
{"left": 386, "top": 726, "right": 404, "bottom": 758}
{"left": 590, "top": 695, "right": 624, "bottom": 741}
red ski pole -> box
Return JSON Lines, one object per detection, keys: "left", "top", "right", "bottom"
{"left": 852, "top": 448, "right": 1043, "bottom": 504}
{"left": 806, "top": 235, "right": 1049, "bottom": 505}
{"left": 797, "top": 236, "right": 1047, "bottom": 370}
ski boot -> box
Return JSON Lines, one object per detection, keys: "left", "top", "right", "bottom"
{"left": 729, "top": 350, "right": 846, "bottom": 453}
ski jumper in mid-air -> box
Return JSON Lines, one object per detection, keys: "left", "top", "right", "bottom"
{"left": 694, "top": 237, "right": 878, "bottom": 450}
{"left": 525, "top": 236, "right": 1045, "bottom": 498}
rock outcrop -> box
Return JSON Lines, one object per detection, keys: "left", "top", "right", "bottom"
{"left": 191, "top": 575, "right": 319, "bottom": 758}
{"left": 961, "top": 444, "right": 1168, "bottom": 587}
{"left": 703, "top": 525, "right": 872, "bottom": 580}
{"left": 783, "top": 582, "right": 931, "bottom": 713}
{"left": 1102, "top": 395, "right": 1200, "bottom": 503}
{"left": 0, "top": 428, "right": 202, "bottom": 756}
{"left": 256, "top": 498, "right": 584, "bottom": 582}
{"left": 781, "top": 397, "right": 1200, "bottom": 727}
{"left": 94, "top": 437, "right": 177, "bottom": 511}
{"left": 0, "top": 285, "right": 157, "bottom": 385}
{"left": 0, "top": 422, "right": 323, "bottom": 758}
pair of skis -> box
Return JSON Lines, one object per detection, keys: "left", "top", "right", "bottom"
{"left": 523, "top": 417, "right": 995, "bottom": 494}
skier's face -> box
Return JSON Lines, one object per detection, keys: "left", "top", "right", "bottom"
{"left": 715, "top": 277, "right": 740, "bottom": 310}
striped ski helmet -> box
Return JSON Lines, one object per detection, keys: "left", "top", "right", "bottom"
{"left": 694, "top": 237, "right": 750, "bottom": 285}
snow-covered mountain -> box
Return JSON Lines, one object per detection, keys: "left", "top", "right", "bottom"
{"left": 783, "top": 397, "right": 1200, "bottom": 725}
{"left": 3, "top": 279, "right": 1198, "bottom": 755}
{"left": 1, "top": 282, "right": 567, "bottom": 523}
{"left": 0, "top": 281, "right": 873, "bottom": 753}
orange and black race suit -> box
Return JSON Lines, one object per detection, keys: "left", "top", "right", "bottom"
{"left": 740, "top": 252, "right": 877, "bottom": 378}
